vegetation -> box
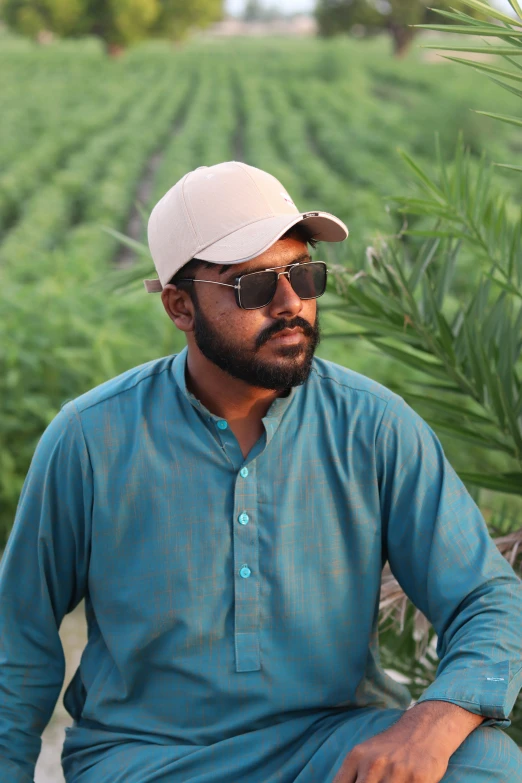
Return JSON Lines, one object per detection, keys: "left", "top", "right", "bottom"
{"left": 0, "top": 0, "right": 223, "bottom": 46}
{"left": 316, "top": 0, "right": 481, "bottom": 55}
{"left": 242, "top": 0, "right": 284, "bottom": 21}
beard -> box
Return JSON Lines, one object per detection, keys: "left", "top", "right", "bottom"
{"left": 192, "top": 300, "right": 321, "bottom": 391}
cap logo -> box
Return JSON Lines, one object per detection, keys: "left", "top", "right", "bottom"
{"left": 281, "top": 191, "right": 295, "bottom": 207}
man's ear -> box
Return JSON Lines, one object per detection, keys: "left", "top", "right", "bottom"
{"left": 161, "top": 285, "right": 195, "bottom": 333}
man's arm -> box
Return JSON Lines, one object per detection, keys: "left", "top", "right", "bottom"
{"left": 378, "top": 395, "right": 522, "bottom": 725}
{"left": 334, "top": 395, "right": 522, "bottom": 782}
{"left": 0, "top": 403, "right": 91, "bottom": 781}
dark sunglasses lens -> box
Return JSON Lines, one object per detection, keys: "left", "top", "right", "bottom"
{"left": 290, "top": 263, "right": 327, "bottom": 299}
{"left": 239, "top": 271, "right": 278, "bottom": 309}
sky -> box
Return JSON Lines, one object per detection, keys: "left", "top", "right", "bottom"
{"left": 225, "top": 0, "right": 515, "bottom": 15}
{"left": 225, "top": 0, "right": 316, "bottom": 16}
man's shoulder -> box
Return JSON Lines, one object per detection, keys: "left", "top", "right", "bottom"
{"left": 65, "top": 355, "right": 177, "bottom": 416}
{"left": 308, "top": 358, "right": 431, "bottom": 450}
{"left": 309, "top": 356, "right": 398, "bottom": 406}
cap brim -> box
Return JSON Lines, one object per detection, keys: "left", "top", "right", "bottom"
{"left": 195, "top": 211, "right": 348, "bottom": 265}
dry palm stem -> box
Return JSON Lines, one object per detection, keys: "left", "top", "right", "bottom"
{"left": 379, "top": 527, "right": 522, "bottom": 654}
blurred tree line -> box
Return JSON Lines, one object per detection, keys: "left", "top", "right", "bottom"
{"left": 316, "top": 0, "right": 481, "bottom": 55}
{"left": 243, "top": 0, "right": 283, "bottom": 21}
{"left": 0, "top": 0, "right": 223, "bottom": 46}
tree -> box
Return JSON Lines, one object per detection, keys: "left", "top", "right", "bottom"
{"left": 108, "top": 0, "right": 160, "bottom": 44}
{"left": 1, "top": 0, "right": 88, "bottom": 38}
{"left": 0, "top": 0, "right": 223, "bottom": 46}
{"left": 242, "top": 0, "right": 282, "bottom": 22}
{"left": 243, "top": 0, "right": 265, "bottom": 21}
{"left": 153, "top": 0, "right": 222, "bottom": 41}
{"left": 315, "top": 0, "right": 482, "bottom": 56}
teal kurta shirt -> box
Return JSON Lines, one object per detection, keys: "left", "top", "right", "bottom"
{"left": 0, "top": 348, "right": 521, "bottom": 782}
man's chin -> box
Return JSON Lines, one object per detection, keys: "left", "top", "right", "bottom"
{"left": 250, "top": 352, "right": 315, "bottom": 390}
{"left": 262, "top": 343, "right": 307, "bottom": 360}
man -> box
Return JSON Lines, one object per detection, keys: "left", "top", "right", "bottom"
{"left": 0, "top": 161, "right": 520, "bottom": 783}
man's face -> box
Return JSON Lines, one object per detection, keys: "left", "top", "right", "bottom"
{"left": 175, "top": 237, "right": 321, "bottom": 391}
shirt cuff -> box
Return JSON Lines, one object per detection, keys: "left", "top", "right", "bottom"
{"left": 415, "top": 661, "right": 521, "bottom": 728}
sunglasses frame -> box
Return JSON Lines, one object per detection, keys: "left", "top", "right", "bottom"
{"left": 176, "top": 260, "right": 328, "bottom": 311}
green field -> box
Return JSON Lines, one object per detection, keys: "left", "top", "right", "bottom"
{"left": 1, "top": 32, "right": 521, "bottom": 543}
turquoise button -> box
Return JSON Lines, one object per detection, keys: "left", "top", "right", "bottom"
{"left": 240, "top": 467, "right": 249, "bottom": 478}
{"left": 239, "top": 565, "right": 251, "bottom": 578}
{"left": 217, "top": 420, "right": 228, "bottom": 430}
{"left": 238, "top": 513, "right": 249, "bottom": 525}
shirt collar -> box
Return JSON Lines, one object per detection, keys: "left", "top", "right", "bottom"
{"left": 172, "top": 346, "right": 298, "bottom": 426}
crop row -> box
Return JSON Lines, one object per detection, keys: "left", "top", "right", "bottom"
{"left": 149, "top": 59, "right": 236, "bottom": 215}
{"left": 0, "top": 48, "right": 117, "bottom": 173}
{"left": 260, "top": 79, "right": 382, "bottom": 259}
{"left": 198, "top": 62, "right": 237, "bottom": 166}
{"left": 0, "top": 83, "right": 144, "bottom": 237}
{"left": 0, "top": 67, "right": 192, "bottom": 274}
{"left": 237, "top": 72, "right": 304, "bottom": 206}
{"left": 284, "top": 80, "right": 401, "bottom": 254}
{"left": 0, "top": 50, "right": 206, "bottom": 239}
{"left": 0, "top": 60, "right": 198, "bottom": 541}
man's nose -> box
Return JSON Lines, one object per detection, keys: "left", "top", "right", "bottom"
{"left": 267, "top": 273, "right": 303, "bottom": 319}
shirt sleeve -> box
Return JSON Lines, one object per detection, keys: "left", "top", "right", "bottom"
{"left": 376, "top": 395, "right": 522, "bottom": 727}
{"left": 0, "top": 402, "right": 91, "bottom": 781}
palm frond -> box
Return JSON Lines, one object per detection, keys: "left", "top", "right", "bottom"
{"left": 326, "top": 136, "right": 522, "bottom": 492}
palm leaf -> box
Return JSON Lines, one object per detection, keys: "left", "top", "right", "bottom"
{"left": 442, "top": 57, "right": 522, "bottom": 83}
{"left": 422, "top": 45, "right": 522, "bottom": 55}
{"left": 434, "top": 0, "right": 522, "bottom": 27}
{"left": 417, "top": 25, "right": 522, "bottom": 37}
{"left": 474, "top": 110, "right": 522, "bottom": 128}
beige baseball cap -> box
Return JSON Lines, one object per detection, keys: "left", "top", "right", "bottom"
{"left": 144, "top": 161, "right": 348, "bottom": 292}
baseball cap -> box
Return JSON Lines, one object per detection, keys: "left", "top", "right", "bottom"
{"left": 144, "top": 161, "right": 348, "bottom": 293}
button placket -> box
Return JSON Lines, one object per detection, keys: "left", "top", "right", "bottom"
{"left": 232, "top": 460, "right": 260, "bottom": 672}
{"left": 212, "top": 419, "right": 246, "bottom": 470}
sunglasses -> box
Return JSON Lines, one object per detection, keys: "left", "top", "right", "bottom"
{"left": 176, "top": 261, "right": 328, "bottom": 310}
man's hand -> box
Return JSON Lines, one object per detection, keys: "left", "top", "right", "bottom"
{"left": 332, "top": 701, "right": 484, "bottom": 783}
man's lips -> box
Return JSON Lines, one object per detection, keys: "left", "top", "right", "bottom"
{"left": 268, "top": 328, "right": 304, "bottom": 345}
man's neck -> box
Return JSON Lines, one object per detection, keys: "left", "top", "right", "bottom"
{"left": 185, "top": 349, "right": 283, "bottom": 426}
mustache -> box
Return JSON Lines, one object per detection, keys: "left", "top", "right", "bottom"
{"left": 255, "top": 316, "right": 317, "bottom": 350}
